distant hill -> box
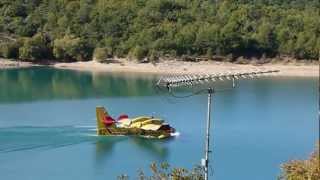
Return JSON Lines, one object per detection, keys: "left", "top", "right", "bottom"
{"left": 0, "top": 0, "right": 319, "bottom": 62}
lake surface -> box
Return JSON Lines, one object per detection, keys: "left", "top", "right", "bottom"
{"left": 0, "top": 67, "right": 318, "bottom": 180}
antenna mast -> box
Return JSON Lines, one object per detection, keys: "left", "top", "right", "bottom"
{"left": 157, "top": 69, "right": 279, "bottom": 180}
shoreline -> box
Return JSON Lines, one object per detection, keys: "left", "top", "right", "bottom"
{"left": 0, "top": 58, "right": 38, "bottom": 69}
{"left": 1, "top": 58, "right": 318, "bottom": 77}
{"left": 53, "top": 60, "right": 319, "bottom": 77}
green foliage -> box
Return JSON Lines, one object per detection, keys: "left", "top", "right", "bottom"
{"left": 130, "top": 46, "right": 148, "bottom": 61}
{"left": 195, "top": 24, "right": 220, "bottom": 55}
{"left": 93, "top": 47, "right": 111, "bottom": 62}
{"left": 19, "top": 33, "right": 50, "bottom": 61}
{"left": 118, "top": 162, "right": 205, "bottom": 180}
{"left": 53, "top": 35, "right": 93, "bottom": 62}
{"left": 254, "top": 20, "right": 278, "bottom": 56}
{"left": 0, "top": 41, "right": 20, "bottom": 58}
{"left": 119, "top": 145, "right": 320, "bottom": 180}
{"left": 0, "top": 0, "right": 319, "bottom": 61}
{"left": 279, "top": 143, "right": 319, "bottom": 180}
{"left": 148, "top": 49, "right": 160, "bottom": 62}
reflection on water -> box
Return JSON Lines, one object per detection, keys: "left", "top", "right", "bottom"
{"left": 0, "top": 67, "right": 159, "bottom": 103}
{"left": 94, "top": 137, "right": 125, "bottom": 165}
{"left": 128, "top": 137, "right": 169, "bottom": 159}
{"left": 95, "top": 137, "right": 169, "bottom": 166}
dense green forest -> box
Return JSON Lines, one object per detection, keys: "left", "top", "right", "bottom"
{"left": 0, "top": 0, "right": 319, "bottom": 62}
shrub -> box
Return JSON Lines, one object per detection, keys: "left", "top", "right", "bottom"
{"left": 118, "top": 162, "right": 205, "bottom": 180}
{"left": 148, "top": 49, "right": 160, "bottom": 63}
{"left": 53, "top": 35, "right": 93, "bottom": 62}
{"left": 19, "top": 33, "right": 51, "bottom": 61}
{"left": 0, "top": 41, "right": 20, "bottom": 59}
{"left": 93, "top": 47, "right": 111, "bottom": 62}
{"left": 234, "top": 56, "right": 249, "bottom": 64}
{"left": 279, "top": 143, "right": 319, "bottom": 180}
{"left": 129, "top": 46, "right": 148, "bottom": 61}
{"left": 206, "top": 48, "right": 213, "bottom": 59}
{"left": 181, "top": 54, "right": 197, "bottom": 62}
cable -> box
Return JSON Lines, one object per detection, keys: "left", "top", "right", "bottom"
{"left": 154, "top": 78, "right": 241, "bottom": 101}
{"left": 168, "top": 84, "right": 238, "bottom": 98}
{"left": 209, "top": 165, "right": 214, "bottom": 176}
{"left": 168, "top": 88, "right": 208, "bottom": 98}
{"left": 153, "top": 84, "right": 183, "bottom": 104}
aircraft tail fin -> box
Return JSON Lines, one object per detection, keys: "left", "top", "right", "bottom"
{"left": 96, "top": 106, "right": 108, "bottom": 135}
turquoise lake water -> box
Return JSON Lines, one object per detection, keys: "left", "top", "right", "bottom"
{"left": 0, "top": 67, "right": 318, "bottom": 179}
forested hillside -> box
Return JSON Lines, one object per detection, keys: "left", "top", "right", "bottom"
{"left": 0, "top": 0, "right": 319, "bottom": 62}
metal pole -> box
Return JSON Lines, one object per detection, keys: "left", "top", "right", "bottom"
{"left": 232, "top": 76, "right": 235, "bottom": 88}
{"left": 204, "top": 88, "right": 213, "bottom": 180}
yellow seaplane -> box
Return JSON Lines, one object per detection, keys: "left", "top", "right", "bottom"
{"left": 96, "top": 106, "right": 176, "bottom": 139}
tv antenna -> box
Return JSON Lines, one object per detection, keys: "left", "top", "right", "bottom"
{"left": 156, "top": 68, "right": 279, "bottom": 180}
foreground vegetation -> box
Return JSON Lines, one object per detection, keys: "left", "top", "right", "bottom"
{"left": 0, "top": 0, "right": 319, "bottom": 62}
{"left": 118, "top": 162, "right": 205, "bottom": 180}
{"left": 118, "top": 144, "right": 319, "bottom": 180}
{"left": 279, "top": 143, "right": 319, "bottom": 180}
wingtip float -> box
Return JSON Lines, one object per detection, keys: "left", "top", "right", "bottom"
{"left": 96, "top": 106, "right": 176, "bottom": 139}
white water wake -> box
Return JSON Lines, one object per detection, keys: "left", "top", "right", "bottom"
{"left": 171, "top": 131, "right": 180, "bottom": 137}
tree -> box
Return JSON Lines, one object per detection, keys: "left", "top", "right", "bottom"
{"left": 0, "top": 41, "right": 20, "bottom": 59}
{"left": 254, "top": 20, "right": 278, "bottom": 56}
{"left": 174, "top": 24, "right": 197, "bottom": 55}
{"left": 19, "top": 33, "right": 51, "bottom": 61}
{"left": 0, "top": 0, "right": 319, "bottom": 61}
{"left": 195, "top": 24, "right": 220, "bottom": 55}
{"left": 93, "top": 47, "right": 111, "bottom": 62}
{"left": 129, "top": 46, "right": 148, "bottom": 61}
{"left": 295, "top": 32, "right": 313, "bottom": 59}
{"left": 276, "top": 27, "right": 295, "bottom": 56}
{"left": 53, "top": 35, "right": 93, "bottom": 61}
{"left": 220, "top": 21, "right": 243, "bottom": 56}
